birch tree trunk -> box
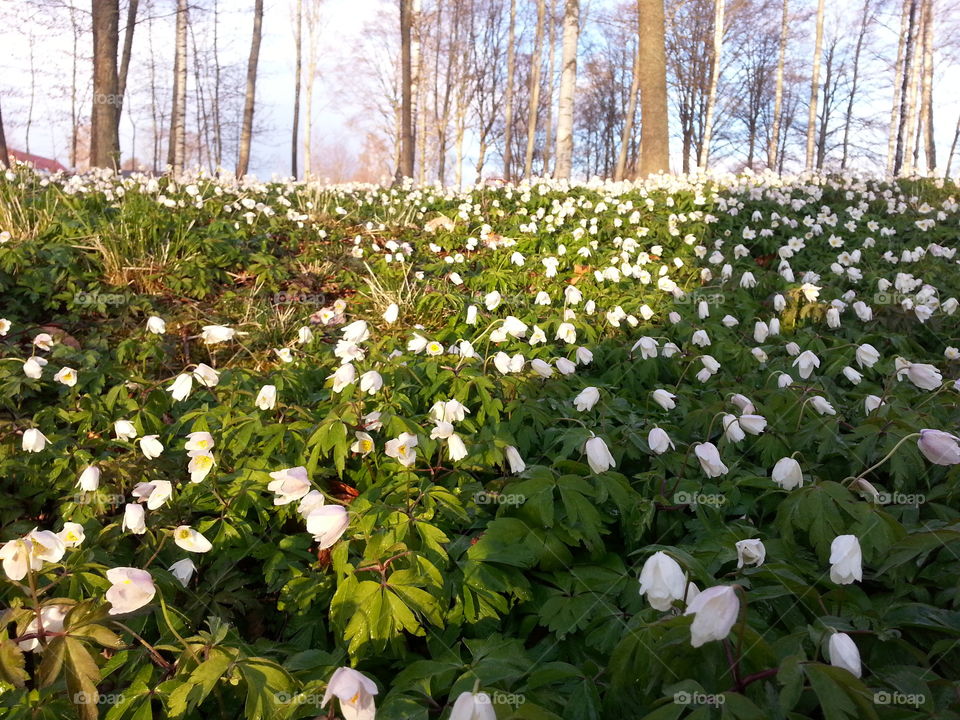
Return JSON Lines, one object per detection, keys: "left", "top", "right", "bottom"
{"left": 91, "top": 0, "right": 120, "bottom": 168}
{"left": 804, "top": 0, "right": 825, "bottom": 170}
{"left": 768, "top": 0, "right": 788, "bottom": 169}
{"left": 553, "top": 0, "right": 579, "bottom": 180}
{"left": 896, "top": 0, "right": 920, "bottom": 175}
{"left": 114, "top": 0, "right": 139, "bottom": 144}
{"left": 304, "top": 1, "right": 319, "bottom": 178}
{"left": 945, "top": 112, "right": 960, "bottom": 178}
{"left": 840, "top": 0, "right": 870, "bottom": 169}
{"left": 524, "top": 0, "right": 546, "bottom": 178}
{"left": 920, "top": 0, "right": 935, "bottom": 173}
{"left": 167, "top": 0, "right": 188, "bottom": 174}
{"left": 502, "top": 0, "right": 516, "bottom": 181}
{"left": 237, "top": 0, "right": 264, "bottom": 178}
{"left": 0, "top": 98, "right": 8, "bottom": 169}
{"left": 698, "top": 0, "right": 724, "bottom": 171}
{"left": 398, "top": 0, "right": 415, "bottom": 180}
{"left": 543, "top": 0, "right": 556, "bottom": 176}
{"left": 292, "top": 0, "right": 302, "bottom": 178}
{"left": 637, "top": 0, "right": 670, "bottom": 175}
{"left": 614, "top": 30, "right": 641, "bottom": 181}
{"left": 886, "top": 0, "right": 909, "bottom": 175}
{"left": 411, "top": 0, "right": 422, "bottom": 183}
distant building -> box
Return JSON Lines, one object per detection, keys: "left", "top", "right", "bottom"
{"left": 7, "top": 149, "right": 69, "bottom": 173}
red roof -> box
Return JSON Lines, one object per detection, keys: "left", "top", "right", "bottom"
{"left": 8, "top": 149, "right": 69, "bottom": 173}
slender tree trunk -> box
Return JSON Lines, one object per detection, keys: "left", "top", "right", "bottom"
{"left": 115, "top": 0, "right": 139, "bottom": 146}
{"left": 615, "top": 30, "right": 641, "bottom": 181}
{"left": 945, "top": 111, "right": 960, "bottom": 178}
{"left": 304, "top": 1, "right": 318, "bottom": 178}
{"left": 804, "top": 0, "right": 825, "bottom": 170}
{"left": 920, "top": 0, "right": 935, "bottom": 173}
{"left": 524, "top": 0, "right": 546, "bottom": 178}
{"left": 292, "top": 0, "right": 302, "bottom": 178}
{"left": 26, "top": 39, "right": 35, "bottom": 155}
{"left": 236, "top": 0, "right": 264, "bottom": 177}
{"left": 886, "top": 0, "right": 909, "bottom": 174}
{"left": 168, "top": 0, "right": 188, "bottom": 173}
{"left": 398, "top": 0, "right": 415, "bottom": 180}
{"left": 895, "top": 0, "right": 919, "bottom": 175}
{"left": 768, "top": 0, "right": 788, "bottom": 169}
{"left": 70, "top": 4, "right": 80, "bottom": 167}
{"left": 213, "top": 0, "right": 223, "bottom": 169}
{"left": 553, "top": 0, "right": 579, "bottom": 179}
{"left": 502, "top": 0, "right": 516, "bottom": 181}
{"left": 698, "top": 0, "right": 725, "bottom": 170}
{"left": 815, "top": 44, "right": 833, "bottom": 169}
{"left": 411, "top": 0, "right": 422, "bottom": 182}
{"left": 903, "top": 0, "right": 923, "bottom": 173}
{"left": 543, "top": 0, "right": 556, "bottom": 175}
{"left": 841, "top": 0, "right": 870, "bottom": 169}
{"left": 91, "top": 0, "right": 120, "bottom": 168}
{"left": 0, "top": 98, "right": 8, "bottom": 169}
{"left": 637, "top": 0, "right": 670, "bottom": 175}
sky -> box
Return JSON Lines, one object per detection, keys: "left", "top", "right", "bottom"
{"left": 1, "top": 0, "right": 959, "bottom": 181}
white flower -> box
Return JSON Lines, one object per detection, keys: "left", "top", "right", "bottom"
{"left": 18, "top": 604, "right": 69, "bottom": 651}
{"left": 188, "top": 452, "right": 216, "bottom": 483}
{"left": 584, "top": 436, "right": 616, "bottom": 474}
{"left": 772, "top": 457, "right": 803, "bottom": 490}
{"left": 555, "top": 357, "right": 576, "bottom": 375}
{"left": 306, "top": 506, "right": 350, "bottom": 548}
{"left": 76, "top": 465, "right": 101, "bottom": 492}
{"left": 169, "top": 558, "right": 197, "bottom": 587}
{"left": 33, "top": 333, "right": 54, "bottom": 351}
{"left": 449, "top": 691, "right": 497, "bottom": 720}
{"left": 359, "top": 370, "right": 383, "bottom": 395}
{"left": 385, "top": 432, "right": 419, "bottom": 467}
{"left": 799, "top": 283, "right": 821, "bottom": 302}
{"left": 23, "top": 356, "right": 47, "bottom": 379}
{"left": 576, "top": 347, "right": 593, "bottom": 365}
{"left": 504, "top": 445, "right": 526, "bottom": 474}
{"left": 555, "top": 322, "right": 577, "bottom": 344}
{"left": 146, "top": 316, "right": 166, "bottom": 334}
{"left": 298, "top": 326, "right": 315, "bottom": 344}
{"left": 829, "top": 535, "right": 862, "bottom": 584}
{"left": 652, "top": 389, "right": 677, "bottom": 411}
{"left": 383, "top": 303, "right": 400, "bottom": 323}
{"left": 855, "top": 344, "right": 880, "bottom": 369}
{"left": 735, "top": 539, "right": 766, "bottom": 568}
{"left": 738, "top": 414, "right": 766, "bottom": 435}
{"left": 0, "top": 539, "right": 32, "bottom": 581}
{"left": 793, "top": 350, "right": 820, "bottom": 379}
{"left": 267, "top": 466, "right": 311, "bottom": 505}
{"left": 638, "top": 551, "right": 686, "bottom": 611}
{"left": 114, "top": 420, "right": 137, "bottom": 440}
{"left": 694, "top": 443, "right": 728, "bottom": 477}
{"left": 54, "top": 367, "right": 78, "bottom": 387}
{"left": 864, "top": 394, "right": 884, "bottom": 413}
{"left": 122, "top": 504, "right": 147, "bottom": 535}
{"left": 173, "top": 526, "right": 212, "bottom": 553}
{"left": 329, "top": 363, "right": 357, "bottom": 393}
{"left": 200, "top": 325, "right": 237, "bottom": 344}
{"left": 322, "top": 667, "right": 378, "bottom": 720}
{"left": 185, "top": 431, "right": 215, "bottom": 455}
{"left": 842, "top": 366, "right": 863, "bottom": 385}
{"left": 647, "top": 427, "right": 674, "bottom": 454}
{"left": 828, "top": 632, "right": 862, "bottom": 677}
{"left": 484, "top": 291, "right": 502, "bottom": 311}
{"left": 574, "top": 387, "right": 600, "bottom": 412}
{"left": 685, "top": 585, "right": 740, "bottom": 647}
{"left": 167, "top": 373, "right": 193, "bottom": 401}
{"left": 632, "top": 336, "right": 658, "bottom": 359}
{"left": 193, "top": 363, "right": 220, "bottom": 387}
{"left": 530, "top": 358, "right": 553, "bottom": 377}
{"left": 917, "top": 430, "right": 960, "bottom": 466}
{"left": 105, "top": 567, "right": 156, "bottom": 614}
{"left": 809, "top": 396, "right": 836, "bottom": 415}
{"left": 896, "top": 358, "right": 942, "bottom": 391}
{"left": 139, "top": 435, "right": 164, "bottom": 459}
{"left": 256, "top": 384, "right": 277, "bottom": 409}
{"left": 274, "top": 348, "right": 294, "bottom": 363}
{"left": 22, "top": 428, "right": 49, "bottom": 453}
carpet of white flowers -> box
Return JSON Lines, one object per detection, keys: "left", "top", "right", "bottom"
{"left": 0, "top": 168, "right": 959, "bottom": 720}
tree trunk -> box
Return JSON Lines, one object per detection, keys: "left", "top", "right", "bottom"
{"left": 903, "top": 0, "right": 923, "bottom": 173}
{"left": 237, "top": 0, "right": 264, "bottom": 178}
{"left": 698, "top": 0, "right": 725, "bottom": 170}
{"left": 768, "top": 0, "right": 788, "bottom": 169}
{"left": 543, "top": 0, "right": 556, "bottom": 175}
{"left": 502, "top": 0, "right": 516, "bottom": 181}
{"left": 886, "top": 0, "right": 909, "bottom": 175}
{"left": 167, "top": 0, "right": 188, "bottom": 174}
{"left": 304, "top": 0, "right": 318, "bottom": 178}
{"left": 70, "top": 4, "right": 80, "bottom": 167}
{"left": 804, "top": 0, "right": 825, "bottom": 170}
{"left": 920, "top": 0, "right": 935, "bottom": 173}
{"left": 292, "top": 0, "right": 302, "bottom": 178}
{"left": 840, "top": 0, "right": 870, "bottom": 169}
{"left": 524, "top": 0, "right": 546, "bottom": 178}
{"left": 115, "top": 0, "right": 139, "bottom": 145}
{"left": 637, "top": 0, "right": 670, "bottom": 175}
{"left": 894, "top": 0, "right": 919, "bottom": 175}
{"left": 553, "top": 0, "right": 579, "bottom": 179}
{"left": 213, "top": 0, "right": 223, "bottom": 169}
{"left": 0, "top": 98, "right": 8, "bottom": 169}
{"left": 91, "top": 0, "right": 120, "bottom": 168}
{"left": 815, "top": 43, "right": 834, "bottom": 169}
{"left": 945, "top": 111, "right": 960, "bottom": 178}
{"left": 397, "top": 0, "right": 415, "bottom": 180}
{"left": 615, "top": 28, "right": 641, "bottom": 181}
